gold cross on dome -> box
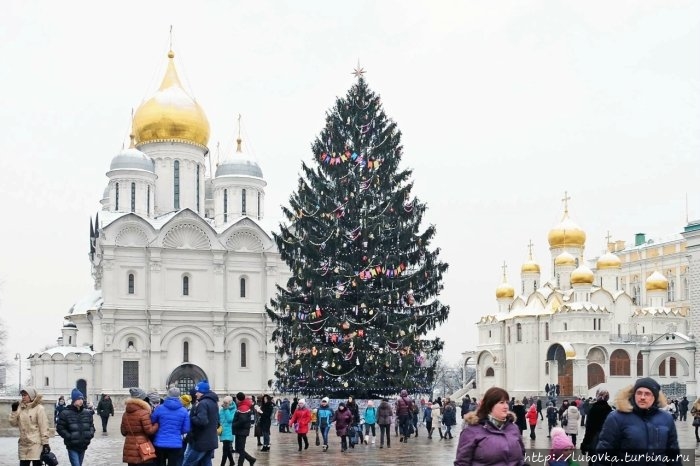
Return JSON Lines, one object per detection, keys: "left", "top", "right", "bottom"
{"left": 527, "top": 240, "right": 534, "bottom": 260}
{"left": 501, "top": 261, "right": 508, "bottom": 280}
{"left": 352, "top": 60, "right": 366, "bottom": 78}
{"left": 561, "top": 191, "right": 571, "bottom": 214}
{"left": 605, "top": 230, "right": 612, "bottom": 244}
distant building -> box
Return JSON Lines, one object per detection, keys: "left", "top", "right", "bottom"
{"left": 462, "top": 198, "right": 696, "bottom": 400}
{"left": 29, "top": 48, "right": 289, "bottom": 400}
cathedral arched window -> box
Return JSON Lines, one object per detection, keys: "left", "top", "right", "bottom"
{"left": 131, "top": 182, "right": 136, "bottom": 213}
{"left": 485, "top": 367, "right": 494, "bottom": 377}
{"left": 241, "top": 189, "right": 247, "bottom": 215}
{"left": 115, "top": 182, "right": 120, "bottom": 210}
{"left": 196, "top": 165, "right": 200, "bottom": 213}
{"left": 669, "top": 357, "right": 677, "bottom": 377}
{"left": 507, "top": 327, "right": 511, "bottom": 343}
{"left": 174, "top": 160, "right": 180, "bottom": 210}
{"left": 257, "top": 192, "right": 261, "bottom": 220}
{"left": 240, "top": 277, "right": 246, "bottom": 298}
{"left": 659, "top": 359, "right": 666, "bottom": 376}
{"left": 545, "top": 362, "right": 549, "bottom": 375}
{"left": 147, "top": 185, "right": 151, "bottom": 216}
{"left": 563, "top": 323, "right": 567, "bottom": 331}
{"left": 516, "top": 323, "right": 522, "bottom": 342}
{"left": 544, "top": 322, "right": 549, "bottom": 340}
{"left": 183, "top": 341, "right": 189, "bottom": 363}
{"left": 610, "top": 349, "right": 630, "bottom": 376}
{"left": 636, "top": 351, "right": 643, "bottom": 376}
{"left": 533, "top": 280, "right": 537, "bottom": 292}
{"left": 223, "top": 189, "right": 228, "bottom": 223}
{"left": 683, "top": 277, "right": 688, "bottom": 300}
{"left": 128, "top": 273, "right": 135, "bottom": 295}
{"left": 182, "top": 275, "right": 190, "bottom": 296}
{"left": 668, "top": 280, "right": 675, "bottom": 302}
{"left": 240, "top": 342, "right": 247, "bottom": 368}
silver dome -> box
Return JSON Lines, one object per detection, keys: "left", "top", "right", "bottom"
{"left": 110, "top": 147, "right": 155, "bottom": 173}
{"left": 215, "top": 153, "right": 263, "bottom": 178}
{"left": 102, "top": 184, "right": 109, "bottom": 199}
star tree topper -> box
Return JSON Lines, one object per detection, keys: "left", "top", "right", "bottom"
{"left": 352, "top": 61, "right": 366, "bottom": 78}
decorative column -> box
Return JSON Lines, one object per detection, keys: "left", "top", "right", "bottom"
{"left": 149, "top": 323, "right": 162, "bottom": 390}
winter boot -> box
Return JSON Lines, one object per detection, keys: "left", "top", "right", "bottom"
{"left": 439, "top": 428, "right": 444, "bottom": 439}
{"left": 372, "top": 436, "right": 375, "bottom": 444}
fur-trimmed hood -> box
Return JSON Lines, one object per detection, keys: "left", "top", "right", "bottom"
{"left": 464, "top": 410, "right": 517, "bottom": 425}
{"left": 124, "top": 397, "right": 152, "bottom": 412}
{"left": 20, "top": 388, "right": 43, "bottom": 409}
{"left": 614, "top": 384, "right": 667, "bottom": 413}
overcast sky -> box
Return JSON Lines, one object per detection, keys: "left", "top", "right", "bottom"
{"left": 1, "top": 1, "right": 699, "bottom": 376}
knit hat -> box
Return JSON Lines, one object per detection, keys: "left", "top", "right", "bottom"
{"left": 633, "top": 377, "right": 660, "bottom": 401}
{"left": 129, "top": 387, "right": 147, "bottom": 400}
{"left": 222, "top": 395, "right": 233, "bottom": 407}
{"left": 298, "top": 399, "right": 306, "bottom": 406}
{"left": 367, "top": 400, "right": 374, "bottom": 407}
{"left": 71, "top": 388, "right": 84, "bottom": 402}
{"left": 551, "top": 427, "right": 574, "bottom": 451}
{"left": 595, "top": 388, "right": 610, "bottom": 401}
{"left": 147, "top": 391, "right": 161, "bottom": 405}
{"left": 322, "top": 397, "right": 329, "bottom": 403}
{"left": 195, "top": 380, "right": 210, "bottom": 394}
{"left": 168, "top": 387, "right": 181, "bottom": 398}
{"left": 180, "top": 394, "right": 192, "bottom": 407}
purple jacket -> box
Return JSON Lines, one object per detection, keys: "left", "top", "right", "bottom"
{"left": 454, "top": 413, "right": 525, "bottom": 466}
{"left": 333, "top": 407, "right": 353, "bottom": 436}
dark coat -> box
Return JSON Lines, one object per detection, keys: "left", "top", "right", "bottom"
{"left": 151, "top": 396, "right": 190, "bottom": 449}
{"left": 512, "top": 404, "right": 526, "bottom": 432}
{"left": 56, "top": 403, "right": 96, "bottom": 451}
{"left": 233, "top": 402, "right": 253, "bottom": 437}
{"left": 346, "top": 400, "right": 360, "bottom": 424}
{"left": 279, "top": 399, "right": 291, "bottom": 425}
{"left": 378, "top": 400, "right": 393, "bottom": 425}
{"left": 461, "top": 398, "right": 471, "bottom": 416}
{"left": 121, "top": 398, "right": 159, "bottom": 464}
{"left": 454, "top": 412, "right": 525, "bottom": 466}
{"left": 96, "top": 395, "right": 114, "bottom": 418}
{"left": 580, "top": 398, "right": 612, "bottom": 454}
{"left": 595, "top": 385, "right": 680, "bottom": 466}
{"left": 333, "top": 407, "right": 353, "bottom": 436}
{"left": 443, "top": 404, "right": 457, "bottom": 426}
{"left": 188, "top": 391, "right": 219, "bottom": 452}
{"left": 259, "top": 400, "right": 274, "bottom": 431}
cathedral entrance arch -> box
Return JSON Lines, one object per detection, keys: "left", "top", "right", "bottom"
{"left": 546, "top": 343, "right": 574, "bottom": 396}
{"left": 166, "top": 364, "right": 208, "bottom": 393}
{"left": 587, "top": 363, "right": 605, "bottom": 389}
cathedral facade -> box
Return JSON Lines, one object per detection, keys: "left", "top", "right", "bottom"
{"left": 464, "top": 201, "right": 697, "bottom": 400}
{"left": 28, "top": 50, "right": 289, "bottom": 400}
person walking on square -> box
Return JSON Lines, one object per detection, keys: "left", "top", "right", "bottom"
{"left": 333, "top": 402, "right": 353, "bottom": 452}
{"left": 122, "top": 387, "right": 159, "bottom": 466}
{"left": 289, "top": 398, "right": 312, "bottom": 451}
{"left": 548, "top": 427, "right": 579, "bottom": 466}
{"left": 537, "top": 398, "right": 543, "bottom": 421}
{"left": 546, "top": 402, "right": 558, "bottom": 437}
{"left": 364, "top": 400, "right": 378, "bottom": 444}
{"left": 679, "top": 396, "right": 689, "bottom": 422}
{"left": 232, "top": 392, "right": 256, "bottom": 465}
{"left": 423, "top": 401, "right": 433, "bottom": 439}
{"left": 443, "top": 401, "right": 457, "bottom": 439}
{"left": 526, "top": 403, "right": 538, "bottom": 440}
{"left": 217, "top": 395, "right": 236, "bottom": 466}
{"left": 278, "top": 398, "right": 291, "bottom": 433}
{"left": 377, "top": 398, "right": 392, "bottom": 449}
{"left": 259, "top": 394, "right": 274, "bottom": 452}
{"left": 9, "top": 386, "right": 50, "bottom": 466}
{"left": 317, "top": 397, "right": 334, "bottom": 451}
{"left": 56, "top": 388, "right": 96, "bottom": 466}
{"left": 182, "top": 381, "right": 220, "bottom": 466}
{"left": 152, "top": 386, "right": 191, "bottom": 466}
{"left": 454, "top": 386, "right": 525, "bottom": 466}
{"left": 692, "top": 397, "right": 700, "bottom": 442}
{"left": 512, "top": 400, "right": 526, "bottom": 436}
{"left": 395, "top": 390, "right": 414, "bottom": 443}
{"left": 431, "top": 401, "right": 443, "bottom": 439}
{"left": 580, "top": 388, "right": 611, "bottom": 456}
{"left": 563, "top": 404, "right": 579, "bottom": 447}
{"left": 595, "top": 377, "right": 679, "bottom": 464}
{"left": 97, "top": 394, "right": 114, "bottom": 434}
{"left": 55, "top": 396, "right": 67, "bottom": 426}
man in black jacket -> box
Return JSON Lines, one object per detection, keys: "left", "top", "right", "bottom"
{"left": 96, "top": 394, "right": 114, "bottom": 434}
{"left": 56, "top": 388, "right": 95, "bottom": 466}
{"left": 183, "top": 380, "right": 219, "bottom": 466}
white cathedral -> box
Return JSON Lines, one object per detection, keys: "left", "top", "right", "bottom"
{"left": 462, "top": 200, "right": 698, "bottom": 400}
{"left": 28, "top": 49, "right": 289, "bottom": 401}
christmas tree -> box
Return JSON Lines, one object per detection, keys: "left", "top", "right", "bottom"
{"left": 267, "top": 68, "right": 449, "bottom": 398}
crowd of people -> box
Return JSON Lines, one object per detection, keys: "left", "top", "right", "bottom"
{"left": 6, "top": 376, "right": 694, "bottom": 466}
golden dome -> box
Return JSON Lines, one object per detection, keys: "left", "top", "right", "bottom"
{"left": 521, "top": 260, "right": 540, "bottom": 274}
{"left": 571, "top": 265, "right": 595, "bottom": 284}
{"left": 554, "top": 251, "right": 576, "bottom": 267}
{"left": 133, "top": 50, "right": 210, "bottom": 147}
{"left": 596, "top": 252, "right": 622, "bottom": 270}
{"left": 496, "top": 282, "right": 515, "bottom": 299}
{"left": 548, "top": 214, "right": 586, "bottom": 248}
{"left": 645, "top": 271, "right": 668, "bottom": 291}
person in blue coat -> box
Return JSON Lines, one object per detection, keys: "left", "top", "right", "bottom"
{"left": 278, "top": 398, "right": 291, "bottom": 433}
{"left": 596, "top": 377, "right": 680, "bottom": 466}
{"left": 152, "top": 386, "right": 191, "bottom": 466}
{"left": 218, "top": 395, "right": 237, "bottom": 466}
{"left": 363, "top": 400, "right": 378, "bottom": 444}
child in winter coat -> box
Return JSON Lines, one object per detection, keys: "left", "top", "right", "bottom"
{"left": 364, "top": 401, "right": 378, "bottom": 444}
{"left": 289, "top": 399, "right": 312, "bottom": 452}
{"left": 526, "top": 404, "right": 538, "bottom": 439}
{"left": 548, "top": 427, "right": 580, "bottom": 466}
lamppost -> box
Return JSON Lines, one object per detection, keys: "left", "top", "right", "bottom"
{"left": 14, "top": 353, "right": 21, "bottom": 394}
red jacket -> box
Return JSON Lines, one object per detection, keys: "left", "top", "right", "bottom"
{"left": 526, "top": 405, "right": 538, "bottom": 426}
{"left": 289, "top": 406, "right": 312, "bottom": 434}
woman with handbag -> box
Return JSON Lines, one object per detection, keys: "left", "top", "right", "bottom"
{"left": 122, "top": 387, "right": 159, "bottom": 465}
{"left": 288, "top": 399, "right": 312, "bottom": 452}
{"left": 692, "top": 398, "right": 700, "bottom": 443}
